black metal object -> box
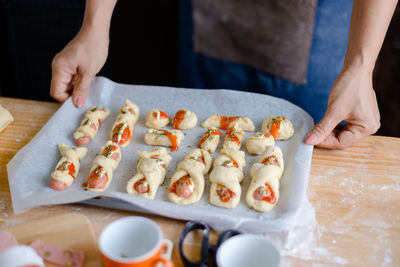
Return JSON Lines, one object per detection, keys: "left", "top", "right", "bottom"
{"left": 179, "top": 221, "right": 241, "bottom": 267}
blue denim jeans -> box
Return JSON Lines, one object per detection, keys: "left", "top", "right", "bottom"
{"left": 178, "top": 0, "right": 353, "bottom": 122}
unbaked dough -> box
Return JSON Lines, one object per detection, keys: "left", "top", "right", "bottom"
{"left": 198, "top": 127, "right": 221, "bottom": 154}
{"left": 110, "top": 99, "right": 139, "bottom": 147}
{"left": 184, "top": 148, "right": 212, "bottom": 174}
{"left": 209, "top": 148, "right": 245, "bottom": 208}
{"left": 222, "top": 124, "right": 245, "bottom": 151}
{"left": 246, "top": 132, "right": 275, "bottom": 155}
{"left": 168, "top": 149, "right": 210, "bottom": 205}
{"left": 144, "top": 129, "right": 184, "bottom": 152}
{"left": 86, "top": 153, "right": 118, "bottom": 192}
{"left": 257, "top": 146, "right": 284, "bottom": 175}
{"left": 50, "top": 144, "right": 87, "bottom": 191}
{"left": 145, "top": 109, "right": 170, "bottom": 129}
{"left": 126, "top": 147, "right": 172, "bottom": 199}
{"left": 201, "top": 115, "right": 255, "bottom": 132}
{"left": 214, "top": 148, "right": 246, "bottom": 174}
{"left": 172, "top": 109, "right": 198, "bottom": 130}
{"left": 261, "top": 116, "right": 294, "bottom": 140}
{"left": 73, "top": 106, "right": 109, "bottom": 146}
{"left": 0, "top": 104, "right": 14, "bottom": 133}
{"left": 246, "top": 145, "right": 284, "bottom": 212}
{"left": 99, "top": 140, "right": 122, "bottom": 170}
{"left": 86, "top": 141, "right": 124, "bottom": 192}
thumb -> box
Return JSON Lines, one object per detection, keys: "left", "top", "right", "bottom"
{"left": 305, "top": 109, "right": 341, "bottom": 145}
{"left": 72, "top": 73, "right": 93, "bottom": 108}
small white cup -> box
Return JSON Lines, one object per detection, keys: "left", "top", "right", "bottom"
{"left": 216, "top": 234, "right": 281, "bottom": 267}
{"left": 99, "top": 216, "right": 173, "bottom": 267}
{"left": 0, "top": 245, "right": 45, "bottom": 267}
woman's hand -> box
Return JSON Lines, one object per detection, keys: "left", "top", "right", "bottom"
{"left": 305, "top": 68, "right": 380, "bottom": 149}
{"left": 305, "top": 0, "right": 398, "bottom": 149}
{"left": 50, "top": 28, "right": 109, "bottom": 107}
{"left": 50, "top": 0, "right": 117, "bottom": 107}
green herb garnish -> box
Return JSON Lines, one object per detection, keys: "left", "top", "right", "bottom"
{"left": 82, "top": 119, "right": 90, "bottom": 126}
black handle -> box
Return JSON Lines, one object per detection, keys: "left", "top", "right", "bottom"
{"left": 208, "top": 230, "right": 241, "bottom": 267}
{"left": 179, "top": 221, "right": 210, "bottom": 267}
{"left": 216, "top": 229, "right": 242, "bottom": 248}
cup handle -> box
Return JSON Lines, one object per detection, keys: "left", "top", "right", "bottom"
{"left": 161, "top": 239, "right": 173, "bottom": 260}
{"left": 153, "top": 257, "right": 174, "bottom": 267}
{"left": 152, "top": 239, "right": 174, "bottom": 267}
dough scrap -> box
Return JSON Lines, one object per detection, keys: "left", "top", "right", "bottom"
{"left": 0, "top": 104, "right": 14, "bottom": 133}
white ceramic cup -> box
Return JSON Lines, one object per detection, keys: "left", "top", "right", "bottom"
{"left": 216, "top": 234, "right": 281, "bottom": 267}
{"left": 99, "top": 216, "right": 173, "bottom": 267}
{"left": 0, "top": 245, "right": 45, "bottom": 267}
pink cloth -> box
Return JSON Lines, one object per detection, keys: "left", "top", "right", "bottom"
{"left": 0, "top": 231, "right": 18, "bottom": 254}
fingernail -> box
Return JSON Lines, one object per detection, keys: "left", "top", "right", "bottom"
{"left": 305, "top": 133, "right": 317, "bottom": 144}
{"left": 75, "top": 97, "right": 84, "bottom": 108}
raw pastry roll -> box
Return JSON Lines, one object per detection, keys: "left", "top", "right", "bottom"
{"left": 86, "top": 153, "right": 117, "bottom": 192}
{"left": 86, "top": 142, "right": 122, "bottom": 192}
{"left": 257, "top": 146, "right": 284, "bottom": 174}
{"left": 198, "top": 127, "right": 221, "bottom": 154}
{"left": 99, "top": 141, "right": 122, "bottom": 169}
{"left": 110, "top": 99, "right": 139, "bottom": 147}
{"left": 209, "top": 148, "right": 245, "bottom": 208}
{"left": 222, "top": 124, "right": 245, "bottom": 151}
{"left": 246, "top": 146, "right": 284, "bottom": 212}
{"left": 144, "top": 129, "right": 184, "bottom": 152}
{"left": 119, "top": 99, "right": 140, "bottom": 124}
{"left": 168, "top": 150, "right": 210, "bottom": 205}
{"left": 145, "top": 109, "right": 170, "bottom": 129}
{"left": 214, "top": 148, "right": 246, "bottom": 174}
{"left": 126, "top": 147, "right": 172, "bottom": 199}
{"left": 201, "top": 115, "right": 255, "bottom": 132}
{"left": 74, "top": 106, "right": 110, "bottom": 146}
{"left": 246, "top": 132, "right": 275, "bottom": 155}
{"left": 172, "top": 109, "right": 198, "bottom": 130}
{"left": 0, "top": 104, "right": 14, "bottom": 133}
{"left": 261, "top": 116, "right": 294, "bottom": 140}
{"left": 50, "top": 144, "right": 87, "bottom": 191}
{"left": 184, "top": 148, "right": 212, "bottom": 174}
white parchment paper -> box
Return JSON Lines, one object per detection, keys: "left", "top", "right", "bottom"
{"left": 7, "top": 77, "right": 315, "bottom": 248}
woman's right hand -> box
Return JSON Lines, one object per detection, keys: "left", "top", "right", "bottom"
{"left": 50, "top": 26, "right": 109, "bottom": 108}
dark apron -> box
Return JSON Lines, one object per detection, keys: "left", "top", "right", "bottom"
{"left": 178, "top": 0, "right": 353, "bottom": 122}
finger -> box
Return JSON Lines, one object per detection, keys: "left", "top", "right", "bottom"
{"left": 50, "top": 68, "right": 74, "bottom": 102}
{"left": 316, "top": 124, "right": 365, "bottom": 149}
{"left": 305, "top": 109, "right": 341, "bottom": 145}
{"left": 72, "top": 72, "right": 93, "bottom": 108}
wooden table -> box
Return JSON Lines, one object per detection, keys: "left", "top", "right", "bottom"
{"left": 0, "top": 97, "right": 399, "bottom": 266}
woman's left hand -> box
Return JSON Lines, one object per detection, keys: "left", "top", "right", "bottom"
{"left": 305, "top": 68, "right": 380, "bottom": 149}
